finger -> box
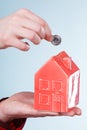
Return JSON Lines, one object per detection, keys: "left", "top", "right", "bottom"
{"left": 18, "top": 103, "right": 59, "bottom": 118}
{"left": 16, "top": 27, "right": 41, "bottom": 45}
{"left": 18, "top": 17, "right": 45, "bottom": 39}
{"left": 71, "top": 107, "right": 82, "bottom": 115}
{"left": 59, "top": 111, "right": 75, "bottom": 116}
{"left": 18, "top": 9, "right": 52, "bottom": 41}
{"left": 9, "top": 38, "right": 30, "bottom": 51}
{"left": 59, "top": 107, "right": 82, "bottom": 116}
{"left": 33, "top": 110, "right": 60, "bottom": 117}
{"left": 25, "top": 108, "right": 59, "bottom": 117}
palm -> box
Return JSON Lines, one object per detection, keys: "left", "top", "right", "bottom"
{"left": 0, "top": 92, "right": 81, "bottom": 122}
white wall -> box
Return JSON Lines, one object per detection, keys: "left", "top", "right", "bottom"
{"left": 0, "top": 0, "right": 87, "bottom": 129}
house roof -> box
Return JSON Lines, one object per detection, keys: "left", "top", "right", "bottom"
{"left": 53, "top": 51, "right": 79, "bottom": 76}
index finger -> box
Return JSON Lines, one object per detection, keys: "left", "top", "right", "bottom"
{"left": 18, "top": 9, "right": 52, "bottom": 41}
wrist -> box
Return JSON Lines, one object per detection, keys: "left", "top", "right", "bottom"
{"left": 0, "top": 97, "right": 9, "bottom": 123}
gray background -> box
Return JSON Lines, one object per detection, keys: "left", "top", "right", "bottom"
{"left": 0, "top": 0, "right": 87, "bottom": 129}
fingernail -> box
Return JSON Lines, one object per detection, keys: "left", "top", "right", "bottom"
{"left": 25, "top": 42, "right": 29, "bottom": 46}
{"left": 26, "top": 45, "right": 30, "bottom": 50}
{"left": 76, "top": 110, "right": 82, "bottom": 115}
{"left": 24, "top": 42, "right": 30, "bottom": 50}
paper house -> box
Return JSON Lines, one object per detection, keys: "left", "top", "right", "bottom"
{"left": 34, "top": 51, "right": 80, "bottom": 112}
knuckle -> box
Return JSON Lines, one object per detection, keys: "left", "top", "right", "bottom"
{"left": 21, "top": 45, "right": 27, "bottom": 51}
{"left": 35, "top": 37, "right": 41, "bottom": 44}
{"left": 2, "top": 34, "right": 10, "bottom": 46}
{"left": 40, "top": 20, "right": 46, "bottom": 27}
{"left": 36, "top": 39, "right": 41, "bottom": 44}
{"left": 29, "top": 32, "right": 41, "bottom": 44}
{"left": 2, "top": 34, "right": 9, "bottom": 42}
{"left": 11, "top": 16, "right": 17, "bottom": 22}
{"left": 9, "top": 15, "right": 20, "bottom": 25}
{"left": 21, "top": 44, "right": 29, "bottom": 51}
{"left": 29, "top": 32, "right": 35, "bottom": 41}
{"left": 17, "top": 8, "right": 29, "bottom": 14}
{"left": 36, "top": 24, "right": 42, "bottom": 33}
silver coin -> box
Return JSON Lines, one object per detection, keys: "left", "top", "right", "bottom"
{"left": 51, "top": 35, "right": 62, "bottom": 46}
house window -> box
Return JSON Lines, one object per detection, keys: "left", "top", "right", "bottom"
{"left": 39, "top": 79, "right": 49, "bottom": 90}
{"left": 39, "top": 94, "right": 50, "bottom": 105}
{"left": 68, "top": 70, "right": 80, "bottom": 108}
{"left": 52, "top": 80, "right": 63, "bottom": 91}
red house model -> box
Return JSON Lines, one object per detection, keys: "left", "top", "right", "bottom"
{"left": 34, "top": 51, "right": 80, "bottom": 112}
